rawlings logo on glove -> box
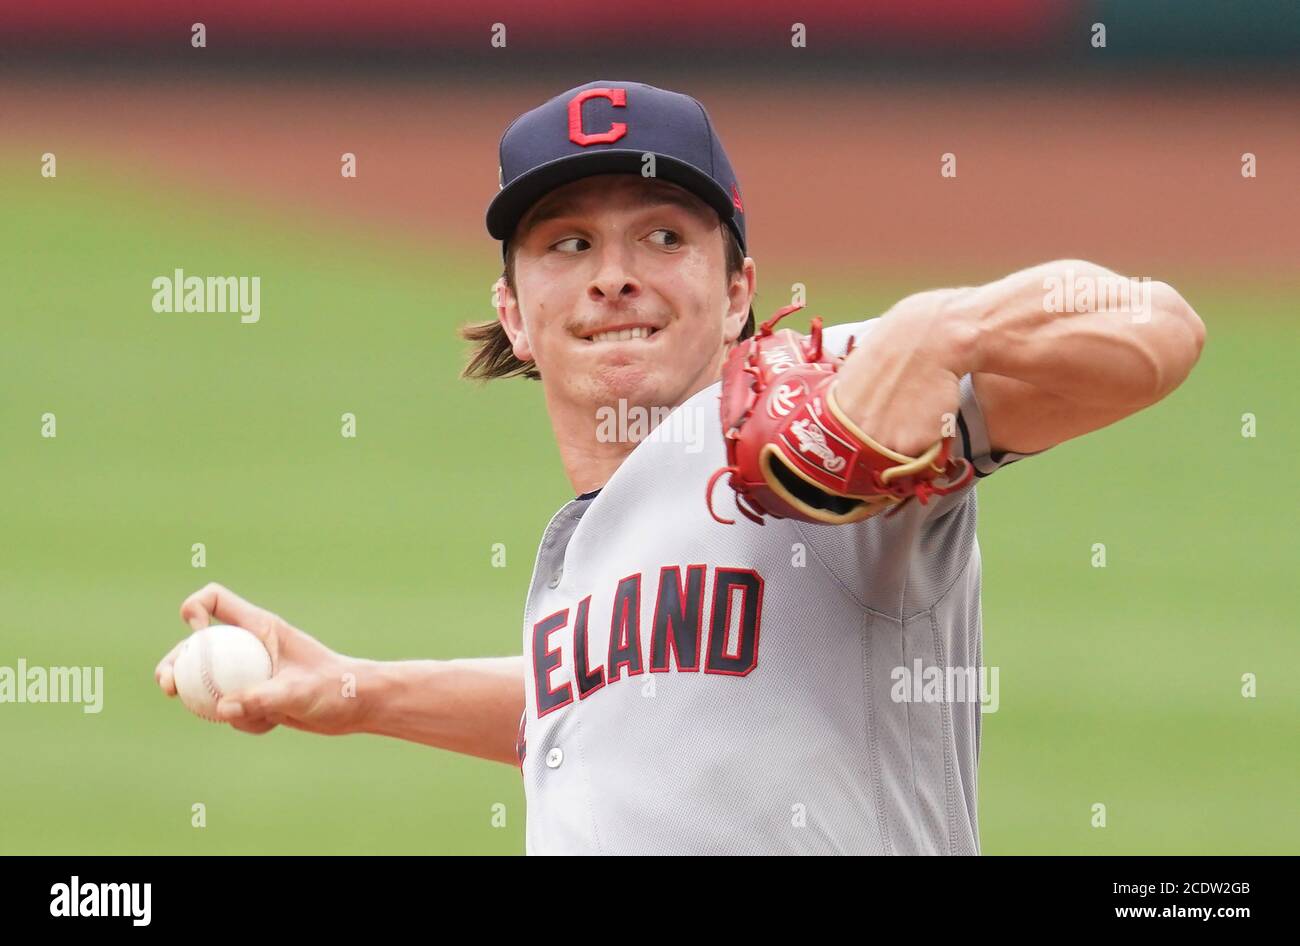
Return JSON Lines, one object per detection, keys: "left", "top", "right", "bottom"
{"left": 706, "top": 303, "right": 974, "bottom": 526}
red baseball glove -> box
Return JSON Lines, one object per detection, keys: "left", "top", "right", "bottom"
{"left": 707, "top": 303, "right": 974, "bottom": 526}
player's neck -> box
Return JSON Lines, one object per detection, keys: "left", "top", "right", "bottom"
{"left": 548, "top": 371, "right": 724, "bottom": 496}
{"left": 555, "top": 429, "right": 635, "bottom": 496}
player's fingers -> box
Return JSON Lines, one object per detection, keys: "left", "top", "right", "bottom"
{"left": 154, "top": 640, "right": 185, "bottom": 696}
{"left": 179, "top": 582, "right": 274, "bottom": 637}
{"left": 217, "top": 676, "right": 295, "bottom": 723}
{"left": 227, "top": 717, "right": 278, "bottom": 736}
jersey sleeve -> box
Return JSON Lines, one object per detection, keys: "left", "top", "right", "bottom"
{"left": 952, "top": 373, "right": 1039, "bottom": 479}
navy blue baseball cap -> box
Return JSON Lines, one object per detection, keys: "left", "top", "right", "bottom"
{"left": 486, "top": 80, "right": 746, "bottom": 259}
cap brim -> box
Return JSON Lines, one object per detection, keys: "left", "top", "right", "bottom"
{"left": 486, "top": 150, "right": 737, "bottom": 246}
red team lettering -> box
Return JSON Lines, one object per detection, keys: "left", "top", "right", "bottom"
{"left": 533, "top": 566, "right": 764, "bottom": 716}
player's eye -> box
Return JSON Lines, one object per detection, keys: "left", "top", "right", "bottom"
{"left": 648, "top": 228, "right": 682, "bottom": 248}
{"left": 551, "top": 237, "right": 590, "bottom": 252}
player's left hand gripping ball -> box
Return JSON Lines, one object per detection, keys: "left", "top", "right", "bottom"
{"left": 707, "top": 304, "right": 974, "bottom": 526}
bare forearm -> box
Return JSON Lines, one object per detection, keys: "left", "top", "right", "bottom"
{"left": 831, "top": 260, "right": 1205, "bottom": 458}
{"left": 355, "top": 656, "right": 525, "bottom": 766}
{"left": 957, "top": 260, "right": 1205, "bottom": 406}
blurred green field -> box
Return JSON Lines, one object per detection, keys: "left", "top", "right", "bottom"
{"left": 2, "top": 163, "right": 1296, "bottom": 854}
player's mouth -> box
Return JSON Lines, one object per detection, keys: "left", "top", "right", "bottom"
{"left": 580, "top": 323, "right": 663, "bottom": 344}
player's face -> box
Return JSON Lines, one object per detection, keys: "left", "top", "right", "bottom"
{"left": 505, "top": 175, "right": 752, "bottom": 413}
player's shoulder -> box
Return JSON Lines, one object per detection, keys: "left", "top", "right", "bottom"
{"left": 821, "top": 316, "right": 881, "bottom": 356}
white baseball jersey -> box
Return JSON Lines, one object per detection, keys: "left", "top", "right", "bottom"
{"left": 516, "top": 317, "right": 1038, "bottom": 855}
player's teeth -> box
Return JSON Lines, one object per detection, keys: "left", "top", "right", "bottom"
{"left": 591, "top": 326, "right": 653, "bottom": 342}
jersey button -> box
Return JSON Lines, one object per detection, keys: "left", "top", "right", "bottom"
{"left": 547, "top": 569, "right": 563, "bottom": 589}
{"left": 545, "top": 747, "right": 564, "bottom": 769}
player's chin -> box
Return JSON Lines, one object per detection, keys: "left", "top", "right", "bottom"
{"left": 588, "top": 363, "right": 666, "bottom": 406}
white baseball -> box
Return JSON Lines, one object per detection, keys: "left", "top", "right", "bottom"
{"left": 172, "top": 624, "right": 273, "bottom": 722}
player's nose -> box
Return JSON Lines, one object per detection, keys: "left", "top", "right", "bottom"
{"left": 587, "top": 247, "right": 641, "bottom": 303}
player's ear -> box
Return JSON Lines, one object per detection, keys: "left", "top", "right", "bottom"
{"left": 495, "top": 276, "right": 534, "bottom": 362}
{"left": 723, "top": 257, "right": 757, "bottom": 342}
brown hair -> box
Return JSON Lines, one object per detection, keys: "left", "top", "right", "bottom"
{"left": 460, "top": 224, "right": 755, "bottom": 382}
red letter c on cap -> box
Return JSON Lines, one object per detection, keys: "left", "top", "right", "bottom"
{"left": 569, "top": 88, "right": 627, "bottom": 146}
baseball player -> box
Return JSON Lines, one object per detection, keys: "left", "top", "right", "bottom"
{"left": 156, "top": 80, "right": 1205, "bottom": 855}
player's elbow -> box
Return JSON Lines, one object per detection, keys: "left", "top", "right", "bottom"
{"left": 1148, "top": 282, "right": 1206, "bottom": 399}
